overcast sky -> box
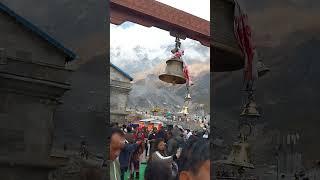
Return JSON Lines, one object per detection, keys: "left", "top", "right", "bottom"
{"left": 110, "top": 0, "right": 210, "bottom": 75}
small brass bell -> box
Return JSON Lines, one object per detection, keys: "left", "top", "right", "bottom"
{"left": 218, "top": 141, "right": 254, "bottom": 169}
{"left": 257, "top": 60, "right": 270, "bottom": 77}
{"left": 180, "top": 106, "right": 189, "bottom": 115}
{"left": 240, "top": 100, "right": 260, "bottom": 117}
{"left": 159, "top": 57, "right": 186, "bottom": 84}
{"left": 185, "top": 93, "right": 191, "bottom": 100}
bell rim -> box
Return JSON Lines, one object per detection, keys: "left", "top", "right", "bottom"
{"left": 166, "top": 57, "right": 183, "bottom": 63}
{"left": 159, "top": 74, "right": 186, "bottom": 84}
{"left": 240, "top": 113, "right": 260, "bottom": 117}
{"left": 258, "top": 69, "right": 270, "bottom": 77}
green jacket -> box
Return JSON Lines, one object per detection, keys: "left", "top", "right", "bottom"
{"left": 110, "top": 159, "right": 121, "bottom": 180}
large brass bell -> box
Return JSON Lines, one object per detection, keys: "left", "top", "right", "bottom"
{"left": 159, "top": 57, "right": 186, "bottom": 84}
{"left": 217, "top": 141, "right": 254, "bottom": 169}
{"left": 240, "top": 100, "right": 260, "bottom": 117}
{"left": 257, "top": 60, "right": 270, "bottom": 77}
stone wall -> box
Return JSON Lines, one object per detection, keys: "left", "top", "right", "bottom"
{"left": 307, "top": 167, "right": 320, "bottom": 180}
{"left": 52, "top": 54, "right": 107, "bottom": 159}
{"left": 0, "top": 8, "right": 71, "bottom": 180}
{"left": 110, "top": 65, "right": 132, "bottom": 124}
{"left": 0, "top": 13, "right": 67, "bottom": 67}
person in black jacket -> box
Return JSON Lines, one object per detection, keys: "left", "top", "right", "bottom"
{"left": 145, "top": 160, "right": 173, "bottom": 180}
{"left": 147, "top": 127, "right": 157, "bottom": 156}
{"left": 166, "top": 131, "right": 178, "bottom": 156}
{"left": 155, "top": 128, "right": 166, "bottom": 140}
{"left": 119, "top": 141, "right": 142, "bottom": 180}
{"left": 129, "top": 141, "right": 144, "bottom": 179}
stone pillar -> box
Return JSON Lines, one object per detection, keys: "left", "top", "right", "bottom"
{"left": 0, "top": 48, "right": 72, "bottom": 179}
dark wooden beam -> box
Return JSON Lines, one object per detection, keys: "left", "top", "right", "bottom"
{"left": 110, "top": 0, "right": 210, "bottom": 47}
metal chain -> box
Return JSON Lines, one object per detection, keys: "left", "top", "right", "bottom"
{"left": 175, "top": 36, "right": 181, "bottom": 49}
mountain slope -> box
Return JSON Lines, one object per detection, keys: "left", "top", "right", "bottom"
{"left": 128, "top": 62, "right": 210, "bottom": 113}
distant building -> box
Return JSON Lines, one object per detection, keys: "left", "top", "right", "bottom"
{"left": 110, "top": 63, "right": 133, "bottom": 124}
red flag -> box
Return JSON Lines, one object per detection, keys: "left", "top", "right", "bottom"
{"left": 234, "top": 1, "right": 257, "bottom": 80}
{"left": 173, "top": 50, "right": 184, "bottom": 59}
{"left": 183, "top": 61, "right": 193, "bottom": 86}
{"left": 173, "top": 49, "right": 193, "bottom": 86}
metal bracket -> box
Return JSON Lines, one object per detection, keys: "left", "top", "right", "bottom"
{"left": 169, "top": 31, "right": 187, "bottom": 40}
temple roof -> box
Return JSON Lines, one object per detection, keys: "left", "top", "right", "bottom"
{"left": 110, "top": 62, "right": 133, "bottom": 81}
{"left": 0, "top": 2, "right": 76, "bottom": 61}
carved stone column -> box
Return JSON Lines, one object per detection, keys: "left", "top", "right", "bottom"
{"left": 0, "top": 49, "right": 72, "bottom": 179}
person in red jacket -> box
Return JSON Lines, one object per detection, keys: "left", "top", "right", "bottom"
{"left": 134, "top": 128, "right": 146, "bottom": 141}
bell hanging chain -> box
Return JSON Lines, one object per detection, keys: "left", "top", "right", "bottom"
{"left": 175, "top": 36, "right": 181, "bottom": 49}
{"left": 241, "top": 78, "right": 256, "bottom": 105}
{"left": 243, "top": 79, "right": 255, "bottom": 92}
{"left": 171, "top": 36, "right": 182, "bottom": 54}
{"left": 186, "top": 83, "right": 190, "bottom": 93}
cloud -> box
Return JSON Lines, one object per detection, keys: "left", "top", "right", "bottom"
{"left": 110, "top": 0, "right": 210, "bottom": 75}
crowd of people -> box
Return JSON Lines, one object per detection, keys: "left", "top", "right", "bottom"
{"left": 109, "top": 123, "right": 210, "bottom": 180}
